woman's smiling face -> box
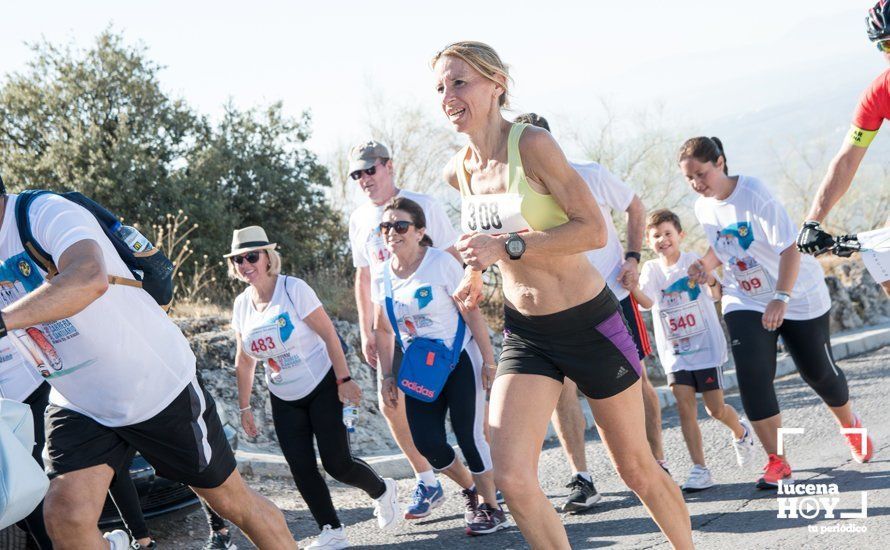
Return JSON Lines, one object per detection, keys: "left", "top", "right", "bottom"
{"left": 434, "top": 55, "right": 503, "bottom": 133}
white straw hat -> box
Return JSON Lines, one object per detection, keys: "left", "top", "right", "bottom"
{"left": 223, "top": 226, "right": 277, "bottom": 258}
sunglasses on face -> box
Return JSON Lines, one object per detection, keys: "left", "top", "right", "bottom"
{"left": 379, "top": 221, "right": 415, "bottom": 234}
{"left": 877, "top": 40, "right": 890, "bottom": 53}
{"left": 349, "top": 163, "right": 380, "bottom": 181}
{"left": 231, "top": 251, "right": 262, "bottom": 265}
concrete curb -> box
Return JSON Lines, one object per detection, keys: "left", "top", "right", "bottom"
{"left": 236, "top": 322, "right": 890, "bottom": 480}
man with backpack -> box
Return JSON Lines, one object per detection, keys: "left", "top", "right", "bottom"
{"left": 0, "top": 177, "right": 297, "bottom": 549}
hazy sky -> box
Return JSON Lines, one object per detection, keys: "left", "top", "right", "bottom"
{"left": 1, "top": 0, "right": 886, "bottom": 157}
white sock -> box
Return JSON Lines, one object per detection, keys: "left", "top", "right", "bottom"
{"left": 416, "top": 470, "right": 437, "bottom": 486}
{"left": 106, "top": 535, "right": 128, "bottom": 550}
{"left": 575, "top": 471, "right": 592, "bottom": 483}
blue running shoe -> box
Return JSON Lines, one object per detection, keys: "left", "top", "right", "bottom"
{"left": 404, "top": 481, "right": 446, "bottom": 519}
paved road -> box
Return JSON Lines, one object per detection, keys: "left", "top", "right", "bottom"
{"left": 151, "top": 345, "right": 890, "bottom": 549}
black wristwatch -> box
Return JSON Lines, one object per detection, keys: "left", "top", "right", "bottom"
{"left": 625, "top": 251, "right": 642, "bottom": 263}
{"left": 505, "top": 233, "right": 526, "bottom": 260}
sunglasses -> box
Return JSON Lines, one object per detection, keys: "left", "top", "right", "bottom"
{"left": 379, "top": 221, "right": 415, "bottom": 234}
{"left": 350, "top": 163, "right": 380, "bottom": 181}
{"left": 877, "top": 40, "right": 890, "bottom": 53}
{"left": 231, "top": 251, "right": 262, "bottom": 265}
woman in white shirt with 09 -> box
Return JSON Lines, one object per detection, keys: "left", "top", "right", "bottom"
{"left": 227, "top": 226, "right": 401, "bottom": 546}
{"left": 680, "top": 137, "right": 874, "bottom": 490}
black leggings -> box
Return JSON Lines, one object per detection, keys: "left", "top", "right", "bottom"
{"left": 108, "top": 458, "right": 227, "bottom": 540}
{"left": 271, "top": 369, "right": 386, "bottom": 530}
{"left": 725, "top": 310, "right": 849, "bottom": 421}
{"left": 108, "top": 450, "right": 151, "bottom": 540}
{"left": 18, "top": 383, "right": 53, "bottom": 550}
{"left": 405, "top": 350, "right": 491, "bottom": 474}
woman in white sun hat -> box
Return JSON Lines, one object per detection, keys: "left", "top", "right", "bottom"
{"left": 226, "top": 226, "right": 401, "bottom": 549}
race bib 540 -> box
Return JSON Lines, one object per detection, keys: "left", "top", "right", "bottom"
{"left": 660, "top": 302, "right": 706, "bottom": 341}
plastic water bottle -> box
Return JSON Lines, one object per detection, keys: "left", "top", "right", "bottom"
{"left": 343, "top": 404, "right": 359, "bottom": 433}
{"left": 111, "top": 222, "right": 153, "bottom": 253}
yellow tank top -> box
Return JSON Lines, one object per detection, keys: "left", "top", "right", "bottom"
{"left": 456, "top": 123, "right": 569, "bottom": 232}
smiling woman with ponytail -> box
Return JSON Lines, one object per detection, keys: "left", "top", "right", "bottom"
{"left": 679, "top": 135, "right": 875, "bottom": 491}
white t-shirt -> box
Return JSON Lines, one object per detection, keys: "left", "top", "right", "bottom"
{"left": 375, "top": 247, "right": 471, "bottom": 351}
{"left": 0, "top": 342, "right": 42, "bottom": 402}
{"left": 231, "top": 275, "right": 332, "bottom": 401}
{"left": 0, "top": 194, "right": 195, "bottom": 427}
{"left": 571, "top": 162, "right": 635, "bottom": 300}
{"left": 694, "top": 176, "right": 831, "bottom": 320}
{"left": 349, "top": 189, "right": 459, "bottom": 300}
{"left": 638, "top": 252, "right": 728, "bottom": 373}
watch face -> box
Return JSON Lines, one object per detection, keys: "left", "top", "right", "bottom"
{"left": 506, "top": 236, "right": 525, "bottom": 257}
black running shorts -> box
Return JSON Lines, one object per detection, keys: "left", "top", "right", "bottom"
{"left": 667, "top": 367, "right": 723, "bottom": 393}
{"left": 44, "top": 376, "right": 236, "bottom": 489}
{"left": 497, "top": 286, "right": 642, "bottom": 399}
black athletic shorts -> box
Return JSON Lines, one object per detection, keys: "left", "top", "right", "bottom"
{"left": 619, "top": 294, "right": 653, "bottom": 361}
{"left": 498, "top": 286, "right": 642, "bottom": 399}
{"left": 667, "top": 367, "right": 723, "bottom": 393}
{"left": 44, "top": 376, "right": 236, "bottom": 489}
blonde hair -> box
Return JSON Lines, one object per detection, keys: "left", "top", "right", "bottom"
{"left": 430, "top": 41, "right": 511, "bottom": 108}
{"left": 227, "top": 248, "right": 282, "bottom": 282}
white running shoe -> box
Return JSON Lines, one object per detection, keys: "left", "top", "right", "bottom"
{"left": 733, "top": 417, "right": 758, "bottom": 468}
{"left": 307, "top": 524, "right": 350, "bottom": 549}
{"left": 682, "top": 464, "right": 715, "bottom": 492}
{"left": 373, "top": 478, "right": 402, "bottom": 531}
{"left": 103, "top": 529, "right": 131, "bottom": 550}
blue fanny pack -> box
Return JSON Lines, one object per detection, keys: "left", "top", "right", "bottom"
{"left": 383, "top": 261, "right": 465, "bottom": 403}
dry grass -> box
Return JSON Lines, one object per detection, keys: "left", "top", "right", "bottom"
{"left": 302, "top": 266, "right": 357, "bottom": 322}
{"left": 170, "top": 298, "right": 230, "bottom": 319}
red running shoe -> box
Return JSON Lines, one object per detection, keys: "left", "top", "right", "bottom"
{"left": 756, "top": 454, "right": 793, "bottom": 490}
{"left": 842, "top": 414, "right": 874, "bottom": 464}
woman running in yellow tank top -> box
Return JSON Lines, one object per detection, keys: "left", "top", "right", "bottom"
{"left": 433, "top": 41, "right": 692, "bottom": 550}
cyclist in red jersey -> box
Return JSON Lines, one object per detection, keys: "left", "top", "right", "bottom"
{"left": 798, "top": 0, "right": 890, "bottom": 296}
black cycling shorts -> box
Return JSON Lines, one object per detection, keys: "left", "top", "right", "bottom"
{"left": 497, "top": 286, "right": 642, "bottom": 399}
{"left": 45, "top": 376, "right": 236, "bottom": 489}
{"left": 724, "top": 309, "right": 848, "bottom": 421}
{"left": 667, "top": 367, "right": 723, "bottom": 393}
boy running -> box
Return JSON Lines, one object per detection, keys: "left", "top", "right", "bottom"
{"left": 631, "top": 210, "right": 758, "bottom": 491}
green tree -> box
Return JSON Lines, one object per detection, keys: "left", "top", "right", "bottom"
{"left": 0, "top": 29, "right": 349, "bottom": 303}
{"left": 187, "top": 102, "right": 349, "bottom": 276}
{"left": 0, "top": 29, "right": 207, "bottom": 227}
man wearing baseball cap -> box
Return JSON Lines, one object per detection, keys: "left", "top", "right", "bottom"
{"left": 347, "top": 139, "right": 460, "bottom": 519}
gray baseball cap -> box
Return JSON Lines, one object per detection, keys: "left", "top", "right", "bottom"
{"left": 348, "top": 140, "right": 391, "bottom": 173}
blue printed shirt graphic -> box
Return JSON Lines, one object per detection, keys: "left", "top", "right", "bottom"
{"left": 415, "top": 285, "right": 433, "bottom": 309}
{"left": 661, "top": 276, "right": 701, "bottom": 306}
{"left": 714, "top": 221, "right": 775, "bottom": 298}
{"left": 234, "top": 275, "right": 332, "bottom": 400}
{"left": 640, "top": 252, "right": 727, "bottom": 373}
{"left": 379, "top": 248, "right": 469, "bottom": 351}
{"left": 2, "top": 252, "right": 45, "bottom": 293}
{"left": 0, "top": 252, "right": 85, "bottom": 380}
{"left": 243, "top": 312, "right": 306, "bottom": 386}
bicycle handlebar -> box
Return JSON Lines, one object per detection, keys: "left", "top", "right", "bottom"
{"left": 829, "top": 234, "right": 861, "bottom": 258}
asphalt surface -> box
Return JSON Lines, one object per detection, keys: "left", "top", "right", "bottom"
{"left": 150, "top": 345, "right": 890, "bottom": 549}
